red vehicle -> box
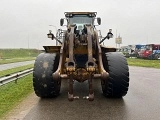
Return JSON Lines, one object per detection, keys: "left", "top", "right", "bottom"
{"left": 138, "top": 44, "right": 160, "bottom": 59}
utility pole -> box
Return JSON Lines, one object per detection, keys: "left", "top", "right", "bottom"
{"left": 28, "top": 34, "right": 30, "bottom": 57}
{"left": 116, "top": 29, "right": 117, "bottom": 48}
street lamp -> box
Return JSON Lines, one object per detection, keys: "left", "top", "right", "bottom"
{"left": 49, "top": 25, "right": 58, "bottom": 45}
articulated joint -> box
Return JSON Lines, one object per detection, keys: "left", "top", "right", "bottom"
{"left": 66, "top": 62, "right": 75, "bottom": 73}
{"left": 66, "top": 66, "right": 75, "bottom": 72}
{"left": 86, "top": 61, "right": 96, "bottom": 73}
{"left": 86, "top": 66, "right": 96, "bottom": 72}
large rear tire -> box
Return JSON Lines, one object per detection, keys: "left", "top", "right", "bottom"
{"left": 33, "top": 53, "right": 60, "bottom": 98}
{"left": 102, "top": 52, "right": 129, "bottom": 98}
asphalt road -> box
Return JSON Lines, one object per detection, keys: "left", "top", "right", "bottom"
{"left": 5, "top": 66, "right": 160, "bottom": 120}
{"left": 0, "top": 60, "right": 35, "bottom": 71}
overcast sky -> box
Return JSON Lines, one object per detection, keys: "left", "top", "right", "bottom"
{"left": 0, "top": 0, "right": 160, "bottom": 49}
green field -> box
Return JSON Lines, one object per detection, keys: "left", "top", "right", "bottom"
{"left": 0, "top": 48, "right": 39, "bottom": 58}
{"left": 127, "top": 58, "right": 160, "bottom": 69}
{"left": 0, "top": 49, "right": 40, "bottom": 64}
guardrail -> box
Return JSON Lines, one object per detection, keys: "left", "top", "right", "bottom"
{"left": 0, "top": 68, "right": 33, "bottom": 86}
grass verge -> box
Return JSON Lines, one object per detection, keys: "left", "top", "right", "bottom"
{"left": 0, "top": 64, "right": 33, "bottom": 77}
{"left": 0, "top": 74, "right": 33, "bottom": 118}
{"left": 127, "top": 58, "right": 160, "bottom": 69}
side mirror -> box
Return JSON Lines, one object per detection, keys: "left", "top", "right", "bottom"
{"left": 47, "top": 30, "right": 55, "bottom": 40}
{"left": 97, "top": 17, "right": 101, "bottom": 25}
{"left": 60, "top": 19, "right": 64, "bottom": 26}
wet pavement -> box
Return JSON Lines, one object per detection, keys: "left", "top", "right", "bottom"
{"left": 6, "top": 66, "right": 160, "bottom": 120}
{"left": 0, "top": 60, "right": 34, "bottom": 71}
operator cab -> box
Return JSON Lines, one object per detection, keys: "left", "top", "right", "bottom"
{"left": 60, "top": 12, "right": 101, "bottom": 38}
{"left": 60, "top": 12, "right": 101, "bottom": 33}
{"left": 66, "top": 12, "right": 95, "bottom": 26}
